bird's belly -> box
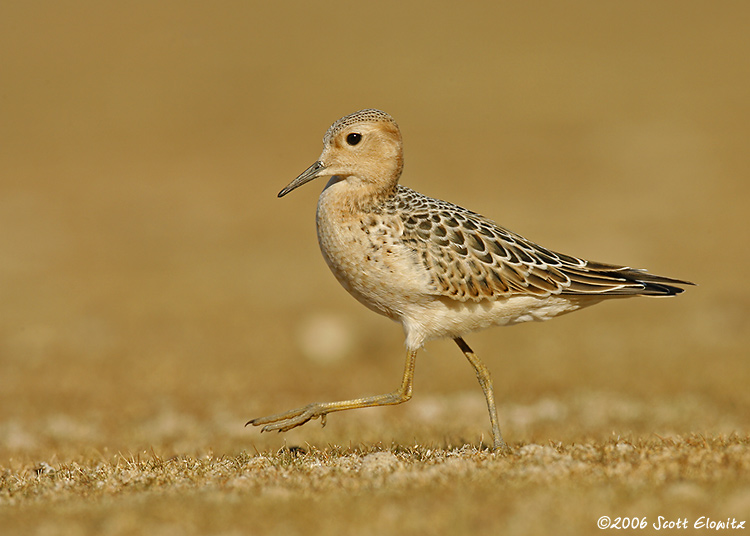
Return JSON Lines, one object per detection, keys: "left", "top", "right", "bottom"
{"left": 400, "top": 294, "right": 600, "bottom": 349}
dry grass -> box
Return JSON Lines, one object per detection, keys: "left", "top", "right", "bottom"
{"left": 3, "top": 436, "right": 750, "bottom": 535}
{"left": 2, "top": 1, "right": 749, "bottom": 534}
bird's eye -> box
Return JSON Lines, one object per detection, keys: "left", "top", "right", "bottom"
{"left": 346, "top": 133, "right": 362, "bottom": 146}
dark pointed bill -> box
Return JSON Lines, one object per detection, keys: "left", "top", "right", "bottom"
{"left": 278, "top": 161, "right": 327, "bottom": 198}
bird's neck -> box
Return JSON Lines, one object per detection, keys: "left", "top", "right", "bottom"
{"left": 320, "top": 174, "right": 399, "bottom": 214}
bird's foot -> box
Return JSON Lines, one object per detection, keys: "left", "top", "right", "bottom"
{"left": 246, "top": 403, "right": 329, "bottom": 433}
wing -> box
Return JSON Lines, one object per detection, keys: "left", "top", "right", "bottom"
{"left": 391, "top": 187, "right": 692, "bottom": 302}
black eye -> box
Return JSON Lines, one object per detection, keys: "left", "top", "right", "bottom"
{"left": 346, "top": 133, "right": 362, "bottom": 146}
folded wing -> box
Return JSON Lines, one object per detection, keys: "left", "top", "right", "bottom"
{"left": 392, "top": 186, "right": 693, "bottom": 302}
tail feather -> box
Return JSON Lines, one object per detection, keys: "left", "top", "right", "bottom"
{"left": 561, "top": 262, "right": 695, "bottom": 297}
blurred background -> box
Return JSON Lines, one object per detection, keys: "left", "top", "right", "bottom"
{"left": 1, "top": 1, "right": 748, "bottom": 461}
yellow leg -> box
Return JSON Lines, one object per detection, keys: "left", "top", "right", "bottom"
{"left": 454, "top": 337, "right": 510, "bottom": 453}
{"left": 248, "top": 349, "right": 418, "bottom": 433}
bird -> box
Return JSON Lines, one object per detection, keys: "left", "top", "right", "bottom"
{"left": 247, "top": 109, "right": 693, "bottom": 452}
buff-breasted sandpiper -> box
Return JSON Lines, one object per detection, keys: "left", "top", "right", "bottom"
{"left": 248, "top": 109, "right": 693, "bottom": 453}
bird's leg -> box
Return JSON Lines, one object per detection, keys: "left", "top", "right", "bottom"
{"left": 454, "top": 337, "right": 510, "bottom": 454}
{"left": 247, "top": 349, "right": 418, "bottom": 433}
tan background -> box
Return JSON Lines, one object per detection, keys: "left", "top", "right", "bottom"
{"left": 1, "top": 1, "right": 748, "bottom": 533}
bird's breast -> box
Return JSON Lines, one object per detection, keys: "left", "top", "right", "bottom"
{"left": 315, "top": 186, "right": 432, "bottom": 321}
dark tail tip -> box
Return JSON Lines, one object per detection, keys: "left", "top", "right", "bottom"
{"left": 638, "top": 276, "right": 695, "bottom": 297}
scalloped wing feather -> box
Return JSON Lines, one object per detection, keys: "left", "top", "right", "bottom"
{"left": 388, "top": 187, "right": 691, "bottom": 302}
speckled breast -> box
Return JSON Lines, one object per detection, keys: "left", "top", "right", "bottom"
{"left": 315, "top": 182, "right": 431, "bottom": 322}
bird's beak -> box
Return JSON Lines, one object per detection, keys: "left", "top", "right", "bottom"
{"left": 278, "top": 161, "right": 328, "bottom": 198}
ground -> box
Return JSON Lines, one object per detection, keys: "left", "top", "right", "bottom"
{"left": 3, "top": 437, "right": 749, "bottom": 535}
{"left": 1, "top": 2, "right": 749, "bottom": 535}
